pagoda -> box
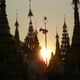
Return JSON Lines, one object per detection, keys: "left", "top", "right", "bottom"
{"left": 68, "top": 0, "right": 80, "bottom": 78}
{"left": 0, "top": 0, "right": 25, "bottom": 80}
{"left": 61, "top": 17, "right": 70, "bottom": 62}
{"left": 71, "top": 0, "right": 80, "bottom": 60}
{"left": 23, "top": 0, "right": 44, "bottom": 80}
{"left": 55, "top": 30, "right": 61, "bottom": 60}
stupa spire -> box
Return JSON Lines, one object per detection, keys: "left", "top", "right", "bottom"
{"left": 0, "top": 0, "right": 10, "bottom": 34}
{"left": 66, "top": 0, "right": 80, "bottom": 77}
{"left": 55, "top": 27, "right": 61, "bottom": 58}
{"left": 72, "top": 0, "right": 80, "bottom": 44}
{"left": 28, "top": 0, "right": 34, "bottom": 33}
{"left": 14, "top": 11, "right": 20, "bottom": 41}
{"left": 64, "top": 15, "right": 66, "bottom": 23}
{"left": 71, "top": 0, "right": 80, "bottom": 61}
{"left": 61, "top": 16, "right": 70, "bottom": 61}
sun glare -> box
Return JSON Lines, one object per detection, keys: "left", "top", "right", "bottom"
{"left": 41, "top": 48, "right": 51, "bottom": 64}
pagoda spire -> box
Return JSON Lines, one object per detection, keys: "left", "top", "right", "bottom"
{"left": 55, "top": 27, "right": 61, "bottom": 58}
{"left": 14, "top": 11, "right": 20, "bottom": 41}
{"left": 24, "top": 0, "right": 35, "bottom": 53}
{"left": 71, "top": 0, "right": 80, "bottom": 45}
{"left": 0, "top": 0, "right": 10, "bottom": 34}
{"left": 65, "top": 0, "right": 80, "bottom": 77}
{"left": 69, "top": 0, "right": 80, "bottom": 75}
{"left": 28, "top": 0, "right": 34, "bottom": 33}
{"left": 61, "top": 16, "right": 70, "bottom": 61}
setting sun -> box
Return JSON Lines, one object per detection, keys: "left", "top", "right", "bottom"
{"left": 41, "top": 48, "right": 51, "bottom": 64}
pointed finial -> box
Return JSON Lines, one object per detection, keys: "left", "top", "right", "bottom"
{"left": 56, "top": 26, "right": 59, "bottom": 38}
{"left": 64, "top": 15, "right": 66, "bottom": 23}
{"left": 28, "top": 0, "right": 33, "bottom": 27}
{"left": 56, "top": 26, "right": 58, "bottom": 34}
{"left": 56, "top": 26, "right": 58, "bottom": 35}
{"left": 63, "top": 15, "right": 67, "bottom": 28}
{"left": 28, "top": 0, "right": 34, "bottom": 32}
{"left": 16, "top": 10, "right": 18, "bottom": 21}
{"left": 15, "top": 11, "right": 20, "bottom": 40}
{"left": 29, "top": 0, "right": 31, "bottom": 9}
{"left": 15, "top": 11, "right": 19, "bottom": 27}
{"left": 16, "top": 10, "right": 18, "bottom": 22}
{"left": 28, "top": 0, "right": 33, "bottom": 17}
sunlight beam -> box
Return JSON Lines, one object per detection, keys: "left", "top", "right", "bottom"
{"left": 40, "top": 48, "right": 51, "bottom": 65}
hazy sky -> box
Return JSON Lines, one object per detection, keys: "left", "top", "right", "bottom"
{"left": 6, "top": 0, "right": 78, "bottom": 53}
